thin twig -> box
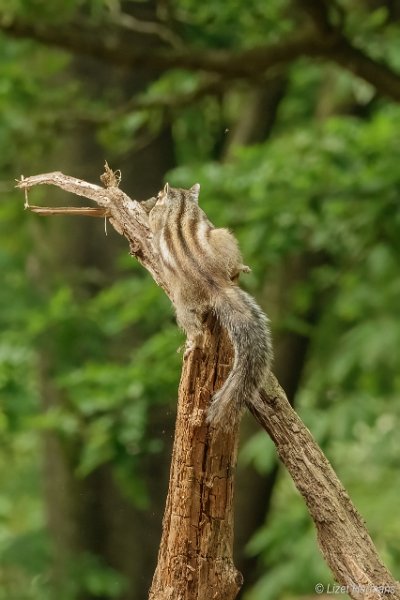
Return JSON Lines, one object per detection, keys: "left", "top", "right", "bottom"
{"left": 16, "top": 168, "right": 166, "bottom": 295}
{"left": 27, "top": 206, "right": 109, "bottom": 217}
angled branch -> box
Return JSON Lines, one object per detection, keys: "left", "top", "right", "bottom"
{"left": 0, "top": 16, "right": 318, "bottom": 75}
{"left": 17, "top": 170, "right": 165, "bottom": 292}
{"left": 106, "top": 6, "right": 182, "bottom": 48}
{"left": 249, "top": 378, "right": 400, "bottom": 598}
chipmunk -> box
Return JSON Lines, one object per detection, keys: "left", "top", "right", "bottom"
{"left": 147, "top": 183, "right": 272, "bottom": 427}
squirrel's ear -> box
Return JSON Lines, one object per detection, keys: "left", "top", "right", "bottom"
{"left": 163, "top": 182, "right": 170, "bottom": 195}
{"left": 190, "top": 183, "right": 200, "bottom": 203}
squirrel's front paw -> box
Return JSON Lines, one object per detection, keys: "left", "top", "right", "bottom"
{"left": 240, "top": 264, "right": 251, "bottom": 274}
{"left": 183, "top": 336, "right": 202, "bottom": 359}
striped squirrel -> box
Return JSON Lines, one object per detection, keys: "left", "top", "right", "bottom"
{"left": 147, "top": 183, "right": 272, "bottom": 427}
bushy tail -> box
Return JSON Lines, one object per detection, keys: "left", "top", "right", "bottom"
{"left": 207, "top": 286, "right": 272, "bottom": 427}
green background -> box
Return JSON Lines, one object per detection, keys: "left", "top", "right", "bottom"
{"left": 0, "top": 1, "right": 399, "bottom": 598}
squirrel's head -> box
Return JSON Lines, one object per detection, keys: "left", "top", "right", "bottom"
{"left": 157, "top": 183, "right": 200, "bottom": 206}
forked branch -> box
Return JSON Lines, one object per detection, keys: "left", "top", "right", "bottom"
{"left": 17, "top": 168, "right": 400, "bottom": 600}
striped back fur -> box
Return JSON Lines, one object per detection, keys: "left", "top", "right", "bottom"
{"left": 149, "top": 183, "right": 272, "bottom": 428}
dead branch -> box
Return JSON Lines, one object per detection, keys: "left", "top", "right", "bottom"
{"left": 27, "top": 206, "right": 108, "bottom": 217}
{"left": 17, "top": 169, "right": 400, "bottom": 600}
{"left": 17, "top": 170, "right": 165, "bottom": 293}
{"left": 249, "top": 377, "right": 400, "bottom": 600}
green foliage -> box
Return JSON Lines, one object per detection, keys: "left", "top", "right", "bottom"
{"left": 0, "top": 426, "right": 47, "bottom": 600}
{"left": 240, "top": 431, "right": 276, "bottom": 475}
{"left": 61, "top": 554, "right": 128, "bottom": 600}
{"left": 245, "top": 478, "right": 332, "bottom": 600}
{"left": 0, "top": 214, "right": 182, "bottom": 597}
{"left": 174, "top": 0, "right": 292, "bottom": 48}
{"left": 0, "top": 0, "right": 104, "bottom": 23}
{"left": 0, "top": 188, "right": 181, "bottom": 597}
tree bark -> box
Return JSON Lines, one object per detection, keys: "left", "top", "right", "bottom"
{"left": 149, "top": 319, "right": 242, "bottom": 600}
{"left": 249, "top": 377, "right": 400, "bottom": 600}
{"left": 17, "top": 170, "right": 400, "bottom": 600}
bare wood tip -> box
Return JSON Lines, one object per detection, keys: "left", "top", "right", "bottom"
{"left": 100, "top": 161, "right": 122, "bottom": 189}
{"left": 15, "top": 171, "right": 65, "bottom": 189}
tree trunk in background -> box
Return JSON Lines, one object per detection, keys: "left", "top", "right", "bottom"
{"left": 222, "top": 77, "right": 287, "bottom": 157}
{"left": 38, "top": 52, "right": 176, "bottom": 599}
